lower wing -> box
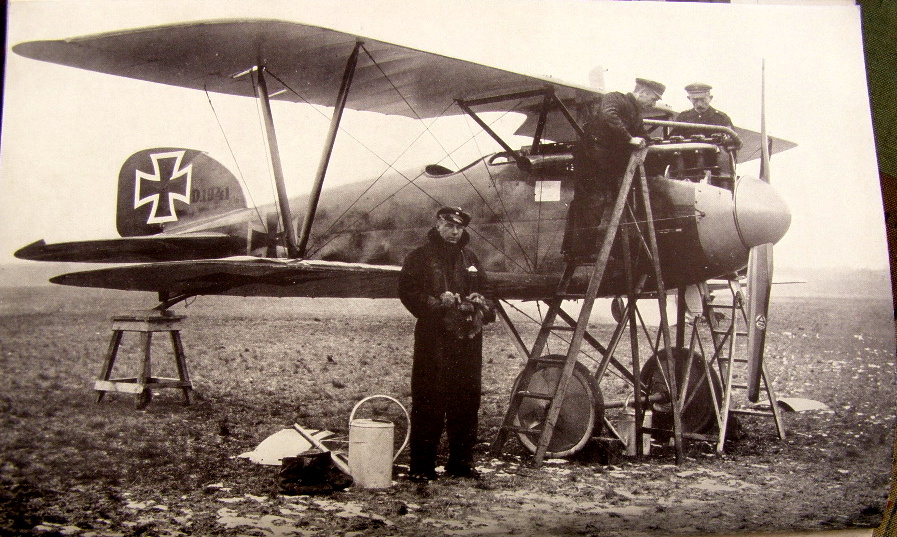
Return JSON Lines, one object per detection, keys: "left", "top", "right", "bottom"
{"left": 48, "top": 258, "right": 560, "bottom": 301}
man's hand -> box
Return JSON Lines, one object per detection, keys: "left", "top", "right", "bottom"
{"left": 440, "top": 291, "right": 460, "bottom": 308}
{"left": 629, "top": 137, "right": 647, "bottom": 149}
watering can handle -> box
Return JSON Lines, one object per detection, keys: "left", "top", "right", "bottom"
{"left": 349, "top": 395, "right": 410, "bottom": 463}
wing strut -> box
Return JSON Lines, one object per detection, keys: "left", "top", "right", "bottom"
{"left": 296, "top": 41, "right": 363, "bottom": 258}
{"left": 456, "top": 87, "right": 586, "bottom": 170}
{"left": 254, "top": 66, "right": 299, "bottom": 258}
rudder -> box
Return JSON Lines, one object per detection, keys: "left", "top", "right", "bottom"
{"left": 117, "top": 148, "right": 246, "bottom": 237}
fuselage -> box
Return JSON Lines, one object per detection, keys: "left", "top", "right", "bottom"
{"left": 163, "top": 140, "right": 791, "bottom": 299}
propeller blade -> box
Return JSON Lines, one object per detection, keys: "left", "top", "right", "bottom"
{"left": 745, "top": 242, "right": 772, "bottom": 402}
{"left": 746, "top": 60, "right": 773, "bottom": 402}
{"left": 759, "top": 60, "right": 771, "bottom": 184}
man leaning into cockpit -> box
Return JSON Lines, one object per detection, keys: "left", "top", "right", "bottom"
{"left": 562, "top": 77, "right": 666, "bottom": 261}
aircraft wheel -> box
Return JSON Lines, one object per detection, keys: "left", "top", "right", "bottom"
{"left": 511, "top": 356, "right": 604, "bottom": 458}
{"left": 640, "top": 348, "right": 721, "bottom": 438}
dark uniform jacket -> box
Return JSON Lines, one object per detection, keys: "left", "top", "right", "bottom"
{"left": 671, "top": 106, "right": 742, "bottom": 150}
{"left": 671, "top": 107, "right": 734, "bottom": 134}
{"left": 563, "top": 92, "right": 647, "bottom": 257}
{"left": 574, "top": 91, "right": 648, "bottom": 184}
{"left": 398, "top": 228, "right": 495, "bottom": 398}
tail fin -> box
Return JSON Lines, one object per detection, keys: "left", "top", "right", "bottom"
{"left": 117, "top": 148, "right": 246, "bottom": 237}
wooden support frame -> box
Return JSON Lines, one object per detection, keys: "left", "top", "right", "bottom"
{"left": 491, "top": 148, "right": 689, "bottom": 465}
{"left": 95, "top": 313, "right": 192, "bottom": 409}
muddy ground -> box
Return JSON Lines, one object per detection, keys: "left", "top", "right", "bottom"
{"left": 0, "top": 285, "right": 894, "bottom": 536}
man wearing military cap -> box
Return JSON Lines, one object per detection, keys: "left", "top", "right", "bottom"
{"left": 670, "top": 83, "right": 743, "bottom": 149}
{"left": 399, "top": 206, "right": 495, "bottom": 482}
{"left": 564, "top": 77, "right": 665, "bottom": 259}
{"left": 436, "top": 206, "right": 471, "bottom": 227}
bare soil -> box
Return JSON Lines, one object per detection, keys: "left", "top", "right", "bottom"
{"left": 0, "top": 286, "right": 894, "bottom": 536}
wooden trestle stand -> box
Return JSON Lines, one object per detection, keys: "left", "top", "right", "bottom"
{"left": 94, "top": 312, "right": 192, "bottom": 409}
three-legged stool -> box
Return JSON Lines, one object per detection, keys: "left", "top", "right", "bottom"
{"left": 95, "top": 312, "right": 192, "bottom": 409}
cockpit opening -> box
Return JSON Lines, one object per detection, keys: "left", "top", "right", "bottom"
{"left": 425, "top": 164, "right": 455, "bottom": 177}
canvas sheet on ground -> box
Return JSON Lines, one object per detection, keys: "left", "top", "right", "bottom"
{"left": 0, "top": 1, "right": 893, "bottom": 537}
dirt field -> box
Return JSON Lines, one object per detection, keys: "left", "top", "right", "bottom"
{"left": 0, "top": 284, "right": 894, "bottom": 536}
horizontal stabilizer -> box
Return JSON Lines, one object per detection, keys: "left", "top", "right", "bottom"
{"left": 15, "top": 234, "right": 244, "bottom": 263}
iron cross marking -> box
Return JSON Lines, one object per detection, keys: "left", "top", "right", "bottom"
{"left": 134, "top": 150, "right": 193, "bottom": 224}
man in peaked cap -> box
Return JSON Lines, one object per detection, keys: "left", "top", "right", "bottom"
{"left": 670, "top": 83, "right": 743, "bottom": 149}
{"left": 398, "top": 206, "right": 495, "bottom": 483}
{"left": 563, "top": 77, "right": 665, "bottom": 260}
{"left": 436, "top": 206, "right": 471, "bottom": 228}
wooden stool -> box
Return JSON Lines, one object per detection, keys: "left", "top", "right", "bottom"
{"left": 95, "top": 312, "right": 192, "bottom": 409}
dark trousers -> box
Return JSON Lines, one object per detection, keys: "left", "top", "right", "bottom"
{"left": 409, "top": 389, "right": 480, "bottom": 474}
{"left": 409, "top": 335, "right": 482, "bottom": 475}
{"left": 563, "top": 154, "right": 629, "bottom": 258}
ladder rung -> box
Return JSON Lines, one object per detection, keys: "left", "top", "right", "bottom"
{"left": 502, "top": 425, "right": 542, "bottom": 436}
{"left": 531, "top": 356, "right": 566, "bottom": 364}
{"left": 730, "top": 409, "right": 774, "bottom": 417}
{"left": 709, "top": 328, "right": 747, "bottom": 335}
{"left": 515, "top": 390, "right": 555, "bottom": 401}
{"left": 732, "top": 383, "right": 748, "bottom": 389}
{"left": 544, "top": 325, "right": 575, "bottom": 332}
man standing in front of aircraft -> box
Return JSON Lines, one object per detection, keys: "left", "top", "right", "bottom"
{"left": 564, "top": 77, "right": 665, "bottom": 260}
{"left": 399, "top": 206, "right": 495, "bottom": 483}
{"left": 670, "top": 83, "right": 743, "bottom": 150}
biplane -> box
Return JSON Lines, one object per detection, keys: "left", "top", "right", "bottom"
{"left": 11, "top": 19, "right": 794, "bottom": 463}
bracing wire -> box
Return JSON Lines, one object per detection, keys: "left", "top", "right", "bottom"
{"left": 202, "top": 84, "right": 265, "bottom": 229}
{"left": 357, "top": 44, "right": 539, "bottom": 257}
{"left": 261, "top": 56, "right": 692, "bottom": 274}
{"left": 306, "top": 103, "right": 455, "bottom": 246}
{"left": 460, "top": 109, "right": 536, "bottom": 272}
{"left": 262, "top": 66, "right": 537, "bottom": 273}
{"left": 499, "top": 299, "right": 636, "bottom": 382}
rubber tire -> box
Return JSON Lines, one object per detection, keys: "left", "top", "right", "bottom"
{"left": 511, "top": 356, "right": 604, "bottom": 458}
{"left": 640, "top": 348, "right": 721, "bottom": 438}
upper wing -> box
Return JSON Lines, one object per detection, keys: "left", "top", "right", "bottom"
{"left": 13, "top": 20, "right": 797, "bottom": 155}
{"left": 12, "top": 19, "right": 590, "bottom": 119}
{"left": 48, "top": 257, "right": 559, "bottom": 300}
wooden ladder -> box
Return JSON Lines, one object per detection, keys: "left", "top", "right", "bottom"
{"left": 491, "top": 147, "right": 681, "bottom": 465}
{"left": 701, "top": 279, "right": 786, "bottom": 452}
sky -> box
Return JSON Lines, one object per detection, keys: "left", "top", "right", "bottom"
{"left": 0, "top": 0, "right": 888, "bottom": 272}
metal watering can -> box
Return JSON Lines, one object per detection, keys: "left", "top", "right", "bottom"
{"left": 347, "top": 395, "right": 409, "bottom": 488}
{"left": 619, "top": 395, "right": 652, "bottom": 456}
